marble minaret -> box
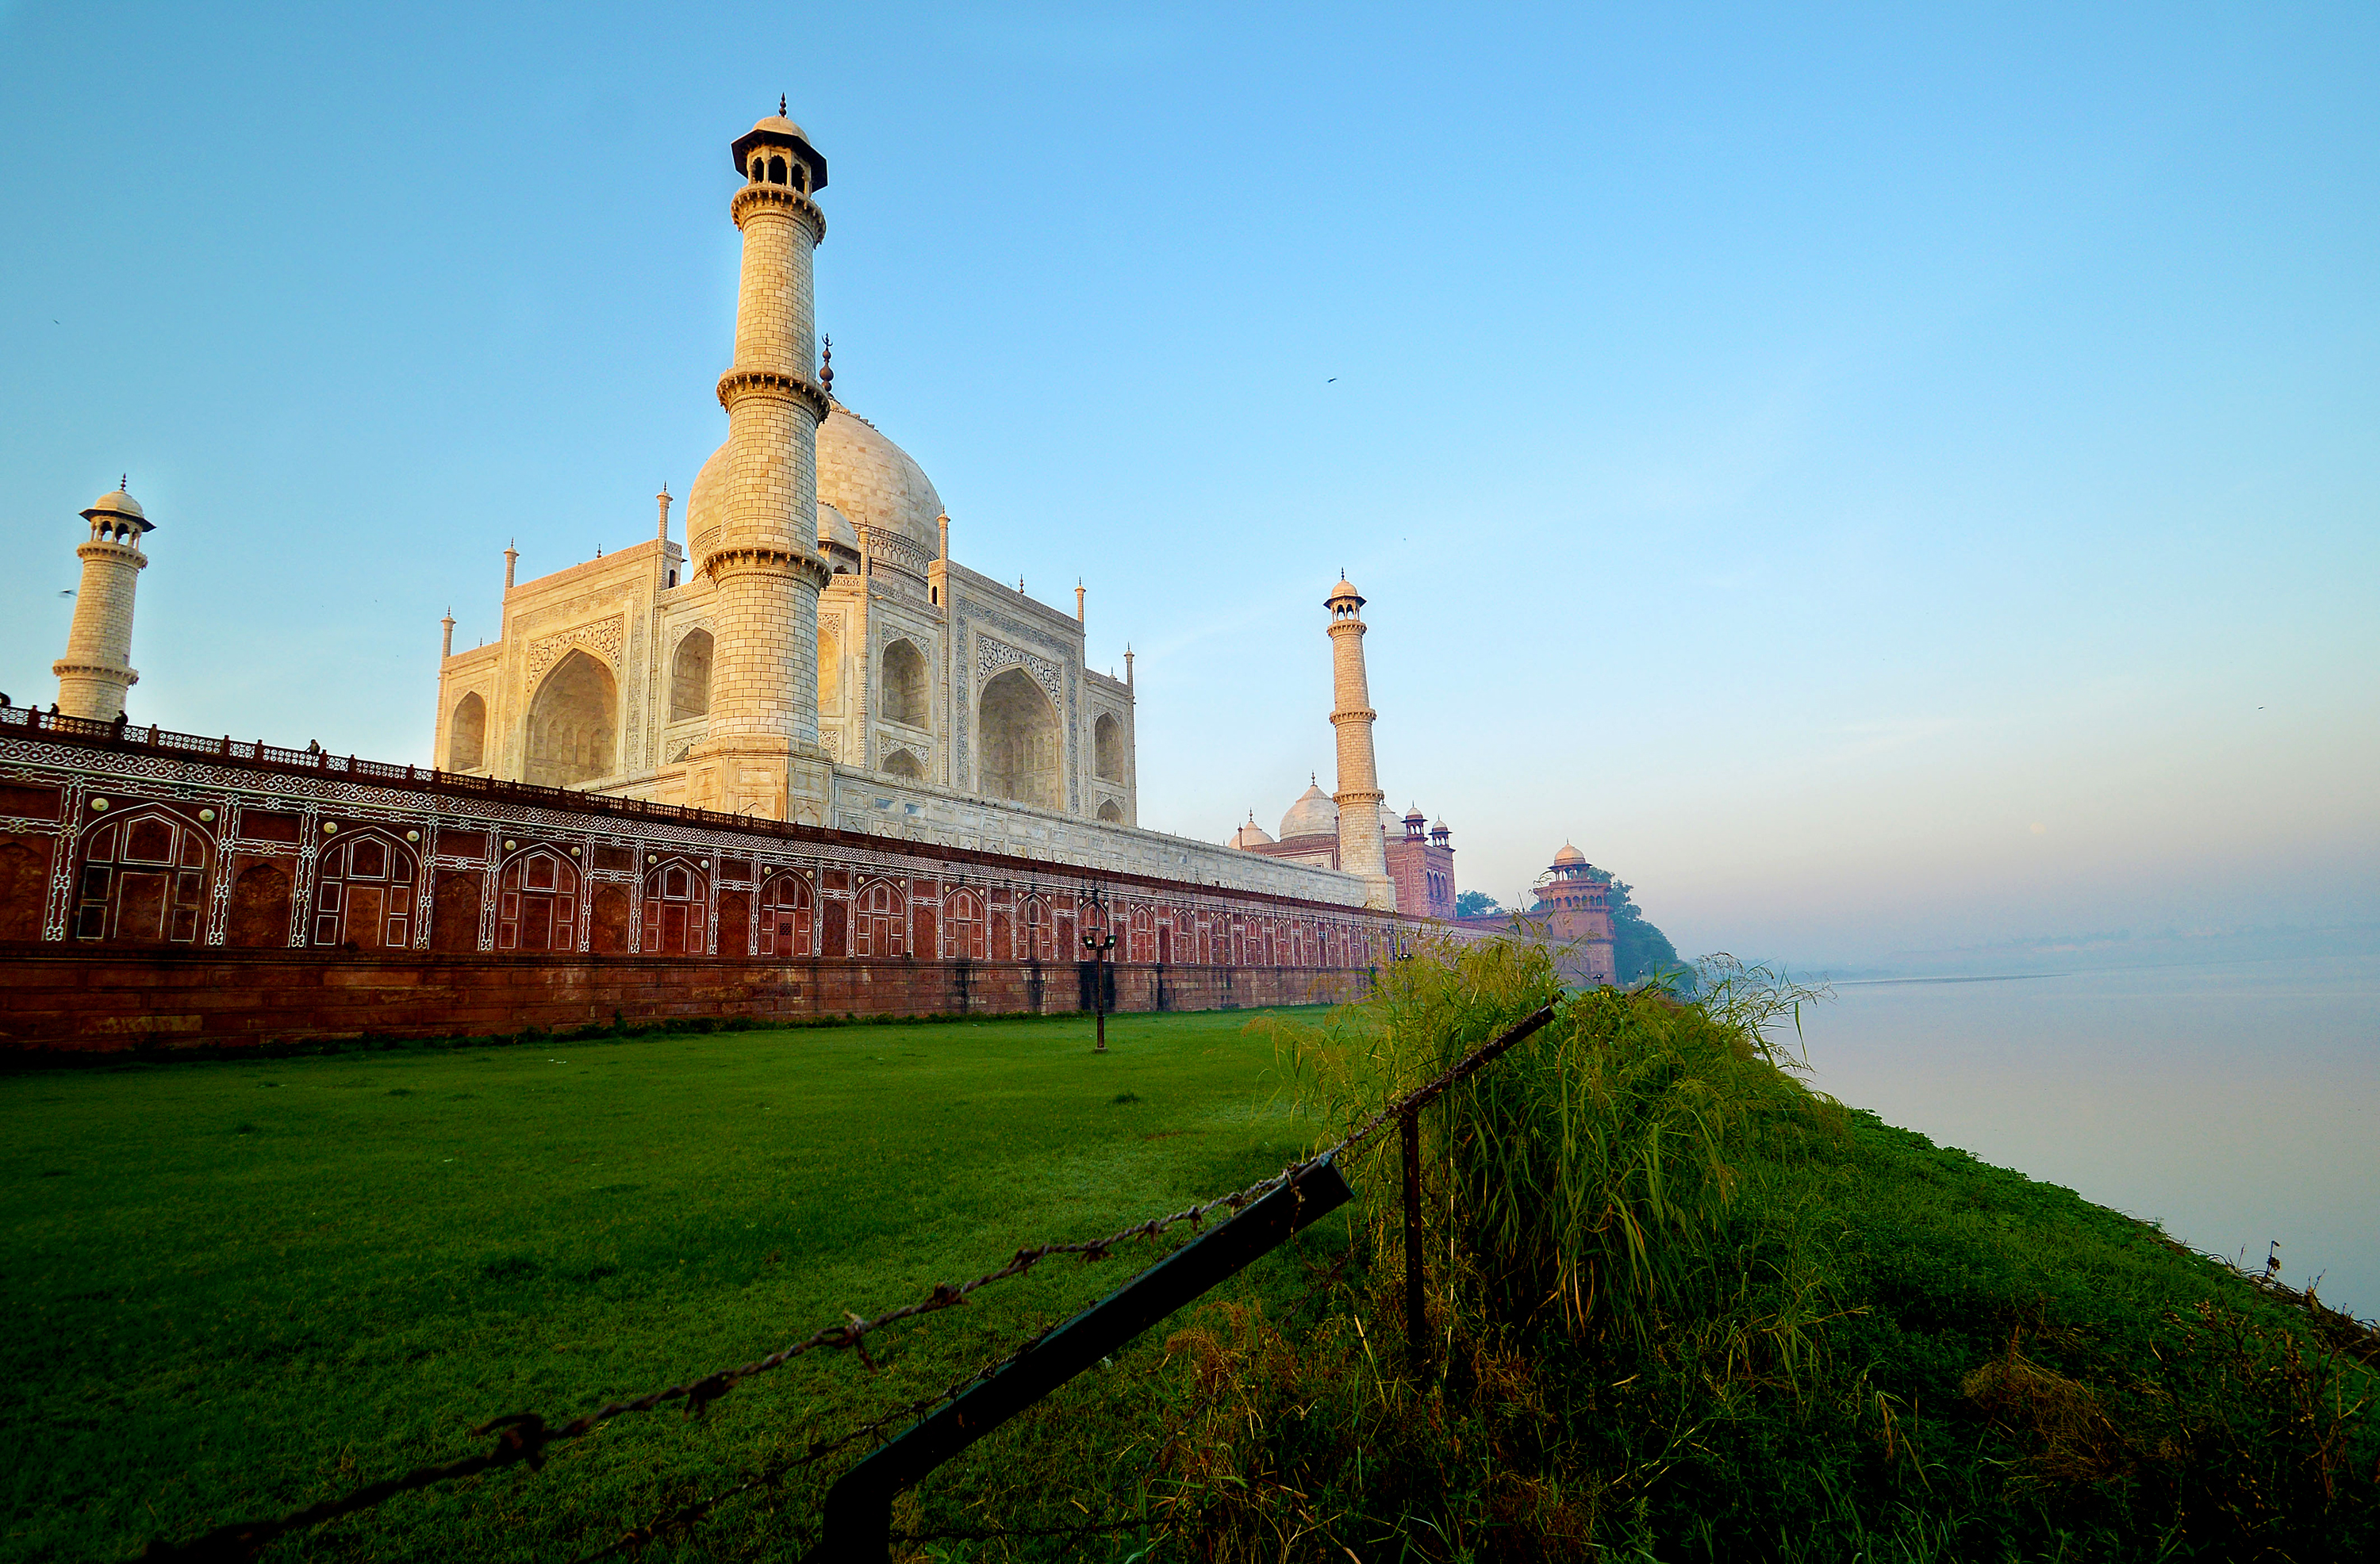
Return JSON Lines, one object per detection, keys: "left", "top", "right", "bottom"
{"left": 53, "top": 481, "right": 152, "bottom": 722}
{"left": 682, "top": 105, "right": 836, "bottom": 822}
{"left": 1326, "top": 577, "right": 1395, "bottom": 910}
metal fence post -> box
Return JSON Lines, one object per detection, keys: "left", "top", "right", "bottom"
{"left": 804, "top": 1158, "right": 1355, "bottom": 1563}
{"left": 1401, "top": 1102, "right": 1426, "bottom": 1366}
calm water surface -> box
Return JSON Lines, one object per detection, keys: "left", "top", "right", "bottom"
{"left": 1797, "top": 953, "right": 2380, "bottom": 1319}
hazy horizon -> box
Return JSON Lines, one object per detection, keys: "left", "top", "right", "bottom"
{"left": 3, "top": 3, "right": 2374, "bottom": 967}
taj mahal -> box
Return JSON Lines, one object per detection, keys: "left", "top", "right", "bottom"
{"left": 422, "top": 106, "right": 1457, "bottom": 916}
{"left": 2, "top": 106, "right": 1618, "bottom": 1031}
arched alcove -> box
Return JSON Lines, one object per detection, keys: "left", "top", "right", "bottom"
{"left": 448, "top": 692, "right": 486, "bottom": 771}
{"left": 977, "top": 668, "right": 1060, "bottom": 810}
{"left": 1094, "top": 713, "right": 1122, "bottom": 781}
{"left": 1097, "top": 799, "right": 1123, "bottom": 823}
{"left": 881, "top": 639, "right": 927, "bottom": 726}
{"left": 525, "top": 650, "right": 618, "bottom": 788}
{"left": 817, "top": 623, "right": 842, "bottom": 712}
{"left": 670, "top": 630, "right": 712, "bottom": 720}
{"left": 883, "top": 749, "right": 924, "bottom": 780}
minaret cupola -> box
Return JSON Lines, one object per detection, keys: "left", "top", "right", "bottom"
{"left": 732, "top": 98, "right": 827, "bottom": 195}
{"left": 83, "top": 482, "right": 153, "bottom": 550}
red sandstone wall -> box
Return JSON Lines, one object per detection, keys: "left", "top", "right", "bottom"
{"left": 0, "top": 945, "right": 1373, "bottom": 1054}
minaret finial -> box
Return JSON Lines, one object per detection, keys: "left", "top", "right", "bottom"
{"left": 820, "top": 334, "right": 833, "bottom": 395}
{"left": 780, "top": 94, "right": 788, "bottom": 117}
{"left": 120, "top": 474, "right": 128, "bottom": 492}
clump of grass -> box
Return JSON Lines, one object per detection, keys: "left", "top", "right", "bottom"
{"left": 1276, "top": 939, "right": 1836, "bottom": 1346}
{"left": 1112, "top": 1091, "right": 1143, "bottom": 1105}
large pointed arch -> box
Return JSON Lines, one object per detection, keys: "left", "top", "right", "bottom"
{"left": 525, "top": 650, "right": 618, "bottom": 788}
{"left": 977, "top": 667, "right": 1060, "bottom": 809}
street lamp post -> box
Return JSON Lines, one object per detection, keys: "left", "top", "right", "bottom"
{"left": 1080, "top": 882, "right": 1118, "bottom": 1053}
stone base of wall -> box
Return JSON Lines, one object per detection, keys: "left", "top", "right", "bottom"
{"left": 0, "top": 944, "right": 1374, "bottom": 1055}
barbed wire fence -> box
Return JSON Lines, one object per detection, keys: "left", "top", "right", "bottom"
{"left": 138, "top": 1006, "right": 1558, "bottom": 1563}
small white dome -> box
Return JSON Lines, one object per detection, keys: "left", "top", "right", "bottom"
{"left": 1279, "top": 781, "right": 1338, "bottom": 841}
{"left": 1228, "top": 814, "right": 1275, "bottom": 850}
{"left": 817, "top": 500, "right": 858, "bottom": 552}
{"left": 82, "top": 485, "right": 148, "bottom": 527}
{"left": 1552, "top": 841, "right": 1587, "bottom": 867}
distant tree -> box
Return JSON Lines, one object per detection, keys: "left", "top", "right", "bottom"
{"left": 1453, "top": 891, "right": 1502, "bottom": 918}
{"left": 1582, "top": 867, "right": 1691, "bottom": 991}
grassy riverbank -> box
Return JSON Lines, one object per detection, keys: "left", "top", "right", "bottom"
{"left": 6, "top": 966, "right": 2371, "bottom": 1561}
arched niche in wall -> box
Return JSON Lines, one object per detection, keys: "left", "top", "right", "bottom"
{"left": 1094, "top": 713, "right": 1122, "bottom": 782}
{"left": 881, "top": 639, "right": 927, "bottom": 726}
{"left": 525, "top": 650, "right": 618, "bottom": 788}
{"left": 448, "top": 692, "right": 486, "bottom": 771}
{"left": 1097, "top": 799, "right": 1123, "bottom": 823}
{"left": 817, "top": 622, "right": 843, "bottom": 714}
{"left": 883, "top": 748, "right": 924, "bottom": 780}
{"left": 977, "top": 668, "right": 1061, "bottom": 810}
{"left": 670, "top": 630, "right": 713, "bottom": 721}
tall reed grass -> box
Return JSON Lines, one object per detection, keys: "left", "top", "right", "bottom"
{"left": 1280, "top": 937, "right": 1837, "bottom": 1347}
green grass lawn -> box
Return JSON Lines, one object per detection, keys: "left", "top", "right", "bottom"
{"left": 2, "top": 1010, "right": 1342, "bottom": 1563}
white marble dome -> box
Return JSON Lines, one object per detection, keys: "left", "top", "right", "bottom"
{"left": 1278, "top": 781, "right": 1337, "bottom": 841}
{"left": 682, "top": 439, "right": 733, "bottom": 562}
{"left": 818, "top": 401, "right": 943, "bottom": 554}
{"left": 1227, "top": 814, "right": 1275, "bottom": 850}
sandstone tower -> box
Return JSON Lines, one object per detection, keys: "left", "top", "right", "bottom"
{"left": 1326, "top": 577, "right": 1395, "bottom": 909}
{"left": 52, "top": 481, "right": 152, "bottom": 721}
{"left": 681, "top": 106, "right": 836, "bottom": 822}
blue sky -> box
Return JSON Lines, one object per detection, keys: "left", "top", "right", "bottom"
{"left": 3, "top": 2, "right": 2374, "bottom": 965}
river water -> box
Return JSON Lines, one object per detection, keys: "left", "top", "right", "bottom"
{"left": 1795, "top": 953, "right": 2380, "bottom": 1320}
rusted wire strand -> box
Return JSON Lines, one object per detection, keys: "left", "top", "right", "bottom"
{"left": 140, "top": 1167, "right": 1297, "bottom": 1562}
{"left": 570, "top": 1323, "right": 1062, "bottom": 1563}
{"left": 590, "top": 1242, "right": 1352, "bottom": 1558}
{"left": 140, "top": 1008, "right": 1555, "bottom": 1563}
{"left": 1332, "top": 1002, "right": 1559, "bottom": 1163}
